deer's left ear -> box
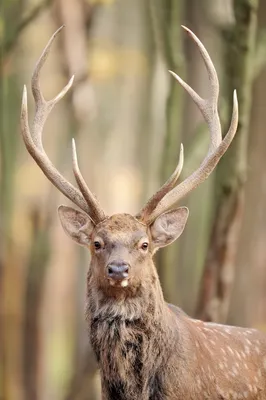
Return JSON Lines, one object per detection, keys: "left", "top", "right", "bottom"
{"left": 150, "top": 207, "right": 189, "bottom": 249}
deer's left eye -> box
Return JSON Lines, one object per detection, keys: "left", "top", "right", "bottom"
{"left": 94, "top": 241, "right": 102, "bottom": 250}
{"left": 141, "top": 242, "right": 149, "bottom": 251}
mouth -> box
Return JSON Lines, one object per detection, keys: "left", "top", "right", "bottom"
{"left": 108, "top": 278, "right": 130, "bottom": 288}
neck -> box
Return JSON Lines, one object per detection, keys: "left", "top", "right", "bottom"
{"left": 86, "top": 270, "right": 178, "bottom": 399}
{"left": 86, "top": 261, "right": 167, "bottom": 320}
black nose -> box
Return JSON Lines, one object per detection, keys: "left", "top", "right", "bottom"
{"left": 107, "top": 261, "right": 130, "bottom": 281}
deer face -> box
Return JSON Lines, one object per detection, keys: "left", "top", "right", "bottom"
{"left": 58, "top": 206, "right": 188, "bottom": 294}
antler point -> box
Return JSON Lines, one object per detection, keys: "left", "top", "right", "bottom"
{"left": 55, "top": 25, "right": 65, "bottom": 36}
{"left": 181, "top": 25, "right": 191, "bottom": 34}
{"left": 169, "top": 70, "right": 181, "bottom": 80}
{"left": 22, "top": 85, "right": 28, "bottom": 103}
{"left": 233, "top": 90, "right": 238, "bottom": 107}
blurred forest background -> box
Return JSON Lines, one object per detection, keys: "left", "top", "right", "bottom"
{"left": 1, "top": 0, "right": 266, "bottom": 399}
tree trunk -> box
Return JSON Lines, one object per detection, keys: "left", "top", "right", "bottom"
{"left": 196, "top": 0, "right": 259, "bottom": 323}
{"left": 154, "top": 0, "right": 184, "bottom": 303}
{"left": 229, "top": 0, "right": 266, "bottom": 329}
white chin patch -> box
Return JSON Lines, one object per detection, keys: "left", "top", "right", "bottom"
{"left": 109, "top": 279, "right": 129, "bottom": 287}
{"left": 120, "top": 279, "right": 129, "bottom": 287}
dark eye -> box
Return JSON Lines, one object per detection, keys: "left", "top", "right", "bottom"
{"left": 141, "top": 242, "right": 149, "bottom": 251}
{"left": 94, "top": 241, "right": 102, "bottom": 250}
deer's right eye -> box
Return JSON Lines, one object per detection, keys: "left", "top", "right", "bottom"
{"left": 94, "top": 241, "right": 102, "bottom": 250}
{"left": 141, "top": 242, "right": 149, "bottom": 251}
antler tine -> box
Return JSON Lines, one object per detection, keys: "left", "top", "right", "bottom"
{"left": 72, "top": 139, "right": 106, "bottom": 223}
{"left": 173, "top": 26, "right": 222, "bottom": 153}
{"left": 139, "top": 26, "right": 238, "bottom": 225}
{"left": 137, "top": 144, "right": 184, "bottom": 220}
{"left": 21, "top": 27, "right": 106, "bottom": 221}
{"left": 147, "top": 92, "right": 238, "bottom": 223}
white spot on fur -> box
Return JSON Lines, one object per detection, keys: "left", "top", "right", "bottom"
{"left": 196, "top": 376, "right": 201, "bottom": 388}
{"left": 244, "top": 345, "right": 250, "bottom": 355}
{"left": 227, "top": 345, "right": 234, "bottom": 355}
{"left": 232, "top": 366, "right": 238, "bottom": 375}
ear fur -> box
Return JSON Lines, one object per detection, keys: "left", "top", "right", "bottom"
{"left": 150, "top": 207, "right": 189, "bottom": 249}
{"left": 58, "top": 205, "right": 94, "bottom": 246}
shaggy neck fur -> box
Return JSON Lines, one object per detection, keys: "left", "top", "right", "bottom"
{"left": 86, "top": 267, "right": 181, "bottom": 400}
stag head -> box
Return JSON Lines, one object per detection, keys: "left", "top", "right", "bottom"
{"left": 21, "top": 26, "right": 238, "bottom": 296}
{"left": 59, "top": 208, "right": 188, "bottom": 293}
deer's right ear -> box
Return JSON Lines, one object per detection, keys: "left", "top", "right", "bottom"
{"left": 58, "top": 205, "right": 95, "bottom": 246}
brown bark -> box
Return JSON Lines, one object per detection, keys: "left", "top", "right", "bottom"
{"left": 154, "top": 0, "right": 184, "bottom": 303}
{"left": 23, "top": 208, "right": 52, "bottom": 400}
{"left": 196, "top": 0, "right": 259, "bottom": 323}
{"left": 229, "top": 0, "right": 266, "bottom": 329}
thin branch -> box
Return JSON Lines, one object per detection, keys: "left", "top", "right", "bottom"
{"left": 3, "top": 0, "right": 53, "bottom": 57}
{"left": 149, "top": 0, "right": 174, "bottom": 68}
{"left": 253, "top": 29, "right": 266, "bottom": 79}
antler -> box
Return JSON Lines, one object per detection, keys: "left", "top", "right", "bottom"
{"left": 138, "top": 26, "right": 238, "bottom": 225}
{"left": 20, "top": 26, "right": 106, "bottom": 224}
{"left": 138, "top": 144, "right": 184, "bottom": 221}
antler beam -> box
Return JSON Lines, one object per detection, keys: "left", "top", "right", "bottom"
{"left": 138, "top": 26, "right": 238, "bottom": 225}
{"left": 20, "top": 26, "right": 106, "bottom": 224}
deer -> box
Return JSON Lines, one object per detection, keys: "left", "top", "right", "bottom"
{"left": 20, "top": 25, "right": 266, "bottom": 400}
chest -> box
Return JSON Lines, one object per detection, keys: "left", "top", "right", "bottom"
{"left": 90, "top": 316, "right": 168, "bottom": 399}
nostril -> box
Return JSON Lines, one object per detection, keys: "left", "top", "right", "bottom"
{"left": 107, "top": 263, "right": 130, "bottom": 280}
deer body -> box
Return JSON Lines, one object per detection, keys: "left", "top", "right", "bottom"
{"left": 90, "top": 310, "right": 266, "bottom": 400}
{"left": 84, "top": 214, "right": 266, "bottom": 400}
{"left": 20, "top": 26, "right": 266, "bottom": 399}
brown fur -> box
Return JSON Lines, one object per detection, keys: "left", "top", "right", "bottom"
{"left": 83, "top": 214, "right": 266, "bottom": 400}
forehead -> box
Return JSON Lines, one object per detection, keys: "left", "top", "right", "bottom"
{"left": 94, "top": 214, "right": 148, "bottom": 242}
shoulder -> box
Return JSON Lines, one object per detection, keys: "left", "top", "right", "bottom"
{"left": 167, "top": 303, "right": 188, "bottom": 317}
